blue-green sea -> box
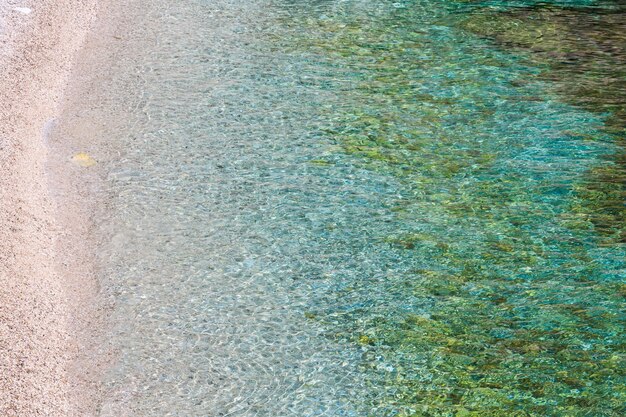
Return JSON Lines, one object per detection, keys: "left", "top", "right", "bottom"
{"left": 56, "top": 0, "right": 624, "bottom": 415}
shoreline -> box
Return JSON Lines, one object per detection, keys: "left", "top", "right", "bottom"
{"left": 0, "top": 1, "right": 99, "bottom": 415}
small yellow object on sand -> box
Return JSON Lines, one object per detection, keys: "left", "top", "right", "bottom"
{"left": 71, "top": 152, "right": 97, "bottom": 167}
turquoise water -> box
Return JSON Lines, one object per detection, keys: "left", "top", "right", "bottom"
{"left": 56, "top": 0, "right": 624, "bottom": 415}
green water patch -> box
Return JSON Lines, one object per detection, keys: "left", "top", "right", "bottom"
{"left": 456, "top": 3, "right": 626, "bottom": 242}
{"left": 272, "top": 1, "right": 625, "bottom": 415}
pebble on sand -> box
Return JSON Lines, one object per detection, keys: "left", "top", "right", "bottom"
{"left": 71, "top": 152, "right": 97, "bottom": 167}
{"left": 14, "top": 7, "right": 32, "bottom": 14}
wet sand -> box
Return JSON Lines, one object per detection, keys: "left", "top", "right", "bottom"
{"left": 0, "top": 1, "right": 98, "bottom": 415}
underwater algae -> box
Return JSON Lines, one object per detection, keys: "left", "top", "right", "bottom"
{"left": 457, "top": 2, "right": 626, "bottom": 243}
{"left": 273, "top": 1, "right": 625, "bottom": 415}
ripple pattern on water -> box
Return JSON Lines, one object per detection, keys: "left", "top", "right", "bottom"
{"left": 53, "top": 0, "right": 625, "bottom": 416}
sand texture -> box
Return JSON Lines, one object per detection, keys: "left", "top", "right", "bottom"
{"left": 0, "top": 1, "right": 98, "bottom": 415}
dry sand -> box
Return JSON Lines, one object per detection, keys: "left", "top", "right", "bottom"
{"left": 0, "top": 1, "right": 99, "bottom": 415}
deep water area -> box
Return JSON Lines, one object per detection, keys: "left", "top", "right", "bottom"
{"left": 56, "top": 0, "right": 624, "bottom": 416}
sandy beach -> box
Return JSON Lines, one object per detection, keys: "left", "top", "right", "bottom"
{"left": 0, "top": 1, "right": 98, "bottom": 415}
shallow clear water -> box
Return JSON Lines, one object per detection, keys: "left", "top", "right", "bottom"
{"left": 55, "top": 0, "right": 624, "bottom": 415}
